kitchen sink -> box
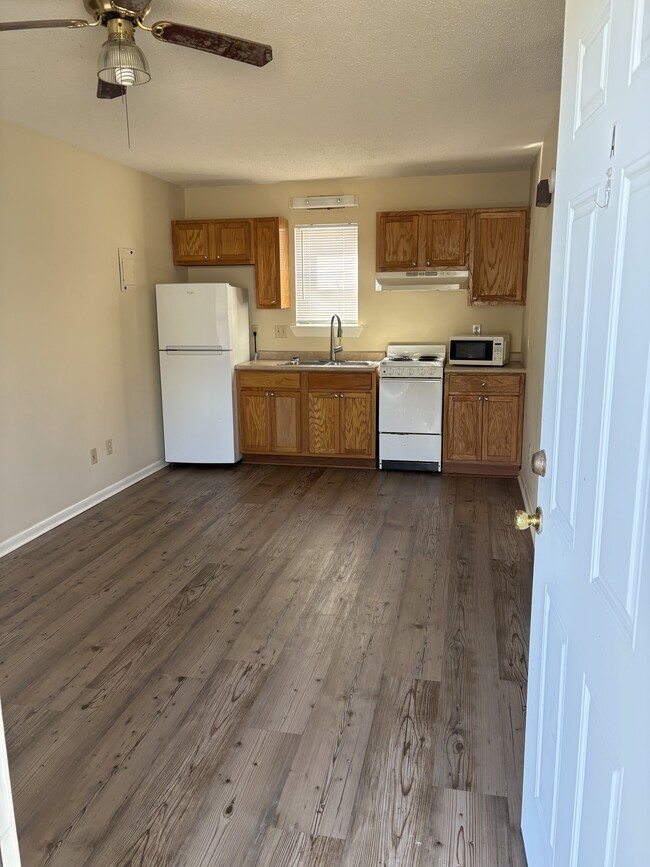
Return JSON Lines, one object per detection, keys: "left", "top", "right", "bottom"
{"left": 278, "top": 359, "right": 377, "bottom": 367}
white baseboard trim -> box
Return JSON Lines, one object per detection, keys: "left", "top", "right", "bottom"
{"left": 517, "top": 472, "right": 537, "bottom": 546}
{"left": 0, "top": 460, "right": 168, "bottom": 559}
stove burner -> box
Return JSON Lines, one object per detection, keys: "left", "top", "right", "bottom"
{"left": 387, "top": 355, "right": 414, "bottom": 361}
{"left": 418, "top": 355, "right": 442, "bottom": 362}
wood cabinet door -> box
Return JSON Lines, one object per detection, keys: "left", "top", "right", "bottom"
{"left": 376, "top": 214, "right": 419, "bottom": 270}
{"left": 172, "top": 221, "right": 214, "bottom": 264}
{"left": 471, "top": 209, "right": 529, "bottom": 304}
{"left": 481, "top": 395, "right": 521, "bottom": 464}
{"left": 421, "top": 211, "right": 468, "bottom": 268}
{"left": 445, "top": 394, "right": 482, "bottom": 462}
{"left": 212, "top": 220, "right": 253, "bottom": 264}
{"left": 307, "top": 392, "right": 340, "bottom": 455}
{"left": 254, "top": 217, "right": 290, "bottom": 309}
{"left": 238, "top": 389, "right": 271, "bottom": 452}
{"left": 270, "top": 391, "right": 301, "bottom": 454}
{"left": 340, "top": 392, "right": 373, "bottom": 457}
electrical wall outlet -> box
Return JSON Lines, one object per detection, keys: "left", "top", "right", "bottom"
{"left": 275, "top": 325, "right": 288, "bottom": 338}
{"left": 105, "top": 439, "right": 113, "bottom": 456}
{"left": 472, "top": 324, "right": 482, "bottom": 335}
{"left": 90, "top": 448, "right": 98, "bottom": 465}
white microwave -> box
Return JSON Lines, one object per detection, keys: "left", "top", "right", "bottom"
{"left": 448, "top": 335, "right": 510, "bottom": 366}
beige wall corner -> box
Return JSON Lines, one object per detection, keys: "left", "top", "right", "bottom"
{"left": 183, "top": 171, "right": 530, "bottom": 355}
{"left": 520, "top": 115, "right": 560, "bottom": 511}
{"left": 0, "top": 119, "right": 185, "bottom": 550}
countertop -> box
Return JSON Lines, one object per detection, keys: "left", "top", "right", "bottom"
{"left": 444, "top": 361, "right": 526, "bottom": 374}
{"left": 236, "top": 359, "right": 380, "bottom": 372}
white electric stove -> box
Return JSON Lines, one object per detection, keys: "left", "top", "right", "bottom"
{"left": 378, "top": 343, "right": 446, "bottom": 472}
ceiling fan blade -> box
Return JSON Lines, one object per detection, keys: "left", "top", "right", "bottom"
{"left": 97, "top": 79, "right": 126, "bottom": 100}
{"left": 0, "top": 19, "right": 90, "bottom": 32}
{"left": 151, "top": 21, "right": 273, "bottom": 67}
{"left": 110, "top": 1, "right": 151, "bottom": 16}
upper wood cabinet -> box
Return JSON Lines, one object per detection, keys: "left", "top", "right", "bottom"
{"left": 376, "top": 210, "right": 469, "bottom": 271}
{"left": 171, "top": 216, "right": 290, "bottom": 309}
{"left": 470, "top": 208, "right": 529, "bottom": 305}
{"left": 254, "top": 217, "right": 290, "bottom": 309}
{"left": 212, "top": 220, "right": 254, "bottom": 264}
{"left": 172, "top": 221, "right": 215, "bottom": 264}
{"left": 422, "top": 211, "right": 468, "bottom": 268}
{"left": 376, "top": 213, "right": 420, "bottom": 270}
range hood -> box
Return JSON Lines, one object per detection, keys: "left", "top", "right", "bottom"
{"left": 375, "top": 270, "right": 468, "bottom": 292}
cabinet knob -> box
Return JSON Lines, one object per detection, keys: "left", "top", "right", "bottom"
{"left": 478, "top": 396, "right": 483, "bottom": 401}
{"left": 426, "top": 260, "right": 430, "bottom": 266}
{"left": 481, "top": 381, "right": 487, "bottom": 387}
{"left": 216, "top": 255, "right": 221, "bottom": 259}
{"left": 412, "top": 261, "right": 416, "bottom": 266}
{"left": 203, "top": 255, "right": 208, "bottom": 259}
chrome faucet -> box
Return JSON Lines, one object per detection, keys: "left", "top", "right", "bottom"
{"left": 330, "top": 314, "right": 343, "bottom": 362}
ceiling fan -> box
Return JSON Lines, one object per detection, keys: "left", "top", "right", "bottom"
{"left": 0, "top": 1, "right": 273, "bottom": 100}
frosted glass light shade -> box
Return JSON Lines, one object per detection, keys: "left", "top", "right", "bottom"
{"left": 97, "top": 39, "right": 151, "bottom": 86}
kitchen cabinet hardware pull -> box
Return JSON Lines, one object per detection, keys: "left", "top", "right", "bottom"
{"left": 481, "top": 381, "right": 487, "bottom": 386}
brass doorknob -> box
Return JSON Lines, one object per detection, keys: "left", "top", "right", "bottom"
{"left": 514, "top": 507, "right": 543, "bottom": 534}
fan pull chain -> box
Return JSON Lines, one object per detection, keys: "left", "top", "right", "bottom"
{"left": 123, "top": 87, "right": 131, "bottom": 149}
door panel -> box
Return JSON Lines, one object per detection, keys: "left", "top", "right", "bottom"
{"left": 482, "top": 395, "right": 519, "bottom": 463}
{"left": 271, "top": 392, "right": 301, "bottom": 454}
{"left": 239, "top": 390, "right": 270, "bottom": 452}
{"left": 213, "top": 220, "right": 253, "bottom": 264}
{"left": 422, "top": 211, "right": 468, "bottom": 267}
{"left": 340, "top": 392, "right": 372, "bottom": 456}
{"left": 522, "top": 1, "right": 650, "bottom": 865}
{"left": 445, "top": 395, "right": 481, "bottom": 461}
{"left": 376, "top": 214, "right": 419, "bottom": 270}
{"left": 159, "top": 352, "right": 236, "bottom": 463}
{"left": 172, "top": 221, "right": 213, "bottom": 263}
{"left": 379, "top": 379, "right": 442, "bottom": 434}
{"left": 591, "top": 157, "right": 650, "bottom": 636}
{"left": 308, "top": 393, "right": 340, "bottom": 454}
{"left": 156, "top": 283, "right": 232, "bottom": 349}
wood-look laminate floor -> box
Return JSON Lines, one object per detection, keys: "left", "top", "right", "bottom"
{"left": 0, "top": 464, "right": 533, "bottom": 867}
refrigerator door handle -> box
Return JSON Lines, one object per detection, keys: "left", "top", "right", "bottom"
{"left": 164, "top": 345, "right": 228, "bottom": 355}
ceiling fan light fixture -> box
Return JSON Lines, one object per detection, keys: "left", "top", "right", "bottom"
{"left": 97, "top": 17, "right": 150, "bottom": 87}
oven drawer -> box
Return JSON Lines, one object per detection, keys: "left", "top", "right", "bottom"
{"left": 379, "top": 378, "right": 442, "bottom": 434}
{"left": 379, "top": 433, "right": 441, "bottom": 465}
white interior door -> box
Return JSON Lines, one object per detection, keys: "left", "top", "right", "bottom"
{"left": 522, "top": 1, "right": 650, "bottom": 865}
{"left": 0, "top": 700, "right": 21, "bottom": 866}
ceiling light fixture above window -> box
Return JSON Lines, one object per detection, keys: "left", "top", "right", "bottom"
{"left": 97, "top": 18, "right": 150, "bottom": 87}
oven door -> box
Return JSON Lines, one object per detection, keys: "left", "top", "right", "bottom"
{"left": 379, "top": 378, "right": 443, "bottom": 434}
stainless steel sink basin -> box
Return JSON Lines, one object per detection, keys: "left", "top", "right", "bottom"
{"left": 278, "top": 359, "right": 377, "bottom": 367}
{"left": 327, "top": 360, "right": 377, "bottom": 366}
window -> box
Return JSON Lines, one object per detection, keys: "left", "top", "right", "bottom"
{"left": 294, "top": 223, "right": 359, "bottom": 325}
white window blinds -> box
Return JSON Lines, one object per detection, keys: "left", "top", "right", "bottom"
{"left": 294, "top": 224, "right": 359, "bottom": 325}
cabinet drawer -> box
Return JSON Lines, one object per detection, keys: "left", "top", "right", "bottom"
{"left": 447, "top": 373, "right": 522, "bottom": 395}
{"left": 307, "top": 372, "right": 373, "bottom": 391}
{"left": 238, "top": 370, "right": 300, "bottom": 390}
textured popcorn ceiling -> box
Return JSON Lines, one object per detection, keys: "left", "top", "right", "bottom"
{"left": 0, "top": 0, "right": 565, "bottom": 185}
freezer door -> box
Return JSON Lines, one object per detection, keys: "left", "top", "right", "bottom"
{"left": 159, "top": 351, "right": 239, "bottom": 463}
{"left": 156, "top": 283, "right": 233, "bottom": 349}
{"left": 379, "top": 378, "right": 443, "bottom": 434}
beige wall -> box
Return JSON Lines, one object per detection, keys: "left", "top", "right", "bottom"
{"left": 520, "top": 115, "right": 560, "bottom": 510}
{"left": 184, "top": 171, "right": 531, "bottom": 354}
{"left": 0, "top": 119, "right": 184, "bottom": 549}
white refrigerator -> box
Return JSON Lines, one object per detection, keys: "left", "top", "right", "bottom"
{"left": 155, "top": 283, "right": 250, "bottom": 463}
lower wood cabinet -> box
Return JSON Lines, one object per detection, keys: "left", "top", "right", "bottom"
{"left": 237, "top": 368, "right": 376, "bottom": 467}
{"left": 443, "top": 370, "right": 525, "bottom": 476}
{"left": 237, "top": 371, "right": 301, "bottom": 455}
